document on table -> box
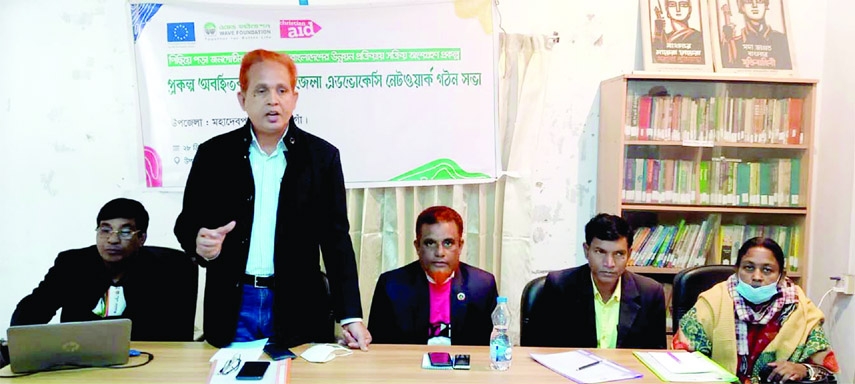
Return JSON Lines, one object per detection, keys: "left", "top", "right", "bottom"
{"left": 209, "top": 338, "right": 268, "bottom": 365}
{"left": 530, "top": 350, "right": 643, "bottom": 384}
{"left": 633, "top": 351, "right": 737, "bottom": 382}
{"left": 207, "top": 338, "right": 290, "bottom": 384}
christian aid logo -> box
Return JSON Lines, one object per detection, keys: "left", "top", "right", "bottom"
{"left": 280, "top": 20, "right": 321, "bottom": 38}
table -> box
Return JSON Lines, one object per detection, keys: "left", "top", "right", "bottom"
{"left": 0, "top": 343, "right": 717, "bottom": 383}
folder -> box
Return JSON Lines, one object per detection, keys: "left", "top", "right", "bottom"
{"left": 633, "top": 351, "right": 737, "bottom": 382}
{"left": 530, "top": 350, "right": 642, "bottom": 384}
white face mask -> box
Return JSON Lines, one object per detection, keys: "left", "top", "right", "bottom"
{"left": 300, "top": 344, "right": 352, "bottom": 363}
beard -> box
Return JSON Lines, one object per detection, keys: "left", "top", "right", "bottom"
{"left": 428, "top": 267, "right": 454, "bottom": 284}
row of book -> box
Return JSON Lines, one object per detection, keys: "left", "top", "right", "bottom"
{"left": 630, "top": 216, "right": 800, "bottom": 272}
{"left": 719, "top": 224, "right": 800, "bottom": 272}
{"left": 629, "top": 215, "right": 720, "bottom": 269}
{"left": 623, "top": 94, "right": 804, "bottom": 144}
{"left": 623, "top": 157, "right": 802, "bottom": 207}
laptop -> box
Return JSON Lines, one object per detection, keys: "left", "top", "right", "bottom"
{"left": 7, "top": 319, "right": 131, "bottom": 373}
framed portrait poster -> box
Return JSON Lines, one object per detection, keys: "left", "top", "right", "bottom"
{"left": 709, "top": 0, "right": 796, "bottom": 75}
{"left": 641, "top": 0, "right": 714, "bottom": 72}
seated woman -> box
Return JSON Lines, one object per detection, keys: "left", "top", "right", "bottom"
{"left": 673, "top": 237, "right": 838, "bottom": 383}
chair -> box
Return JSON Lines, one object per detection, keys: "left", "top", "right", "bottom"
{"left": 0, "top": 339, "right": 8, "bottom": 369}
{"left": 519, "top": 275, "right": 547, "bottom": 347}
{"left": 671, "top": 265, "right": 736, "bottom": 332}
{"left": 145, "top": 246, "right": 198, "bottom": 341}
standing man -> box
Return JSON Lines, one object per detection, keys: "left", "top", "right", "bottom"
{"left": 368, "top": 206, "right": 497, "bottom": 345}
{"left": 526, "top": 214, "right": 666, "bottom": 349}
{"left": 174, "top": 49, "right": 370, "bottom": 349}
{"left": 12, "top": 198, "right": 197, "bottom": 341}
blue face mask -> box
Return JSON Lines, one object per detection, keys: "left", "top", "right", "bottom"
{"left": 736, "top": 279, "right": 779, "bottom": 304}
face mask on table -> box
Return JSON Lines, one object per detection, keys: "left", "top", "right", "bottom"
{"left": 300, "top": 344, "right": 352, "bottom": 363}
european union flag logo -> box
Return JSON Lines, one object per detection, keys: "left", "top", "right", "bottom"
{"left": 167, "top": 22, "right": 195, "bottom": 42}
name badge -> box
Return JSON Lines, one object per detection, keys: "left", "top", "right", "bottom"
{"left": 92, "top": 286, "right": 127, "bottom": 317}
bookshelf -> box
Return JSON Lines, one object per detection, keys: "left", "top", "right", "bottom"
{"left": 597, "top": 74, "right": 816, "bottom": 288}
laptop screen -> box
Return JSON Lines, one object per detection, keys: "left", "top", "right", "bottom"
{"left": 7, "top": 319, "right": 131, "bottom": 373}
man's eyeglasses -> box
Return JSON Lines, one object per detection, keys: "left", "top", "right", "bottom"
{"left": 95, "top": 226, "right": 141, "bottom": 241}
{"left": 219, "top": 353, "right": 242, "bottom": 375}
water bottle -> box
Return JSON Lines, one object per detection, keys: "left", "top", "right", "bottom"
{"left": 489, "top": 296, "right": 512, "bottom": 371}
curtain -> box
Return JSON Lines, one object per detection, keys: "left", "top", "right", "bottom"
{"left": 346, "top": 33, "right": 552, "bottom": 345}
{"left": 497, "top": 33, "right": 551, "bottom": 344}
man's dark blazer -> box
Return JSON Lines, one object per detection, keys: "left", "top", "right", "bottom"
{"left": 11, "top": 245, "right": 197, "bottom": 341}
{"left": 367, "top": 261, "right": 498, "bottom": 346}
{"left": 174, "top": 118, "right": 362, "bottom": 348}
{"left": 526, "top": 264, "right": 666, "bottom": 349}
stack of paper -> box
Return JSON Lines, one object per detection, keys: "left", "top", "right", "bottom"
{"left": 633, "top": 351, "right": 737, "bottom": 382}
{"left": 530, "top": 350, "right": 642, "bottom": 383}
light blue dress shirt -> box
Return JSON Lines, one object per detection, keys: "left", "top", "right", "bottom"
{"left": 245, "top": 128, "right": 287, "bottom": 277}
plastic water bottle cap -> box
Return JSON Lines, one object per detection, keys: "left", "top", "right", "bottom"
{"left": 497, "top": 296, "right": 507, "bottom": 303}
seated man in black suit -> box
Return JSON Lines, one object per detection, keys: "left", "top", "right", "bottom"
{"left": 527, "top": 213, "right": 666, "bottom": 349}
{"left": 368, "top": 206, "right": 498, "bottom": 345}
{"left": 11, "top": 198, "right": 198, "bottom": 341}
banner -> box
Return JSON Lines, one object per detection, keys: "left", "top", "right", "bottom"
{"left": 130, "top": 1, "right": 498, "bottom": 188}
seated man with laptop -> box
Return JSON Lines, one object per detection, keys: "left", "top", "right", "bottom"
{"left": 10, "top": 198, "right": 198, "bottom": 342}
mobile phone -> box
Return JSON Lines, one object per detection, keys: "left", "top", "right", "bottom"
{"left": 235, "top": 361, "right": 270, "bottom": 380}
{"left": 264, "top": 343, "right": 297, "bottom": 361}
{"left": 452, "top": 354, "right": 471, "bottom": 370}
{"left": 427, "top": 352, "right": 453, "bottom": 367}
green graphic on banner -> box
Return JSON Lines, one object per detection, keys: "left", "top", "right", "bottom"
{"left": 391, "top": 158, "right": 490, "bottom": 181}
{"left": 167, "top": 48, "right": 461, "bottom": 67}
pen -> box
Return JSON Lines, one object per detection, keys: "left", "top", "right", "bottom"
{"left": 576, "top": 360, "right": 601, "bottom": 371}
{"left": 666, "top": 351, "right": 681, "bottom": 362}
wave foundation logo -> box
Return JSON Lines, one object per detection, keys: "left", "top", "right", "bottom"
{"left": 167, "top": 22, "right": 196, "bottom": 42}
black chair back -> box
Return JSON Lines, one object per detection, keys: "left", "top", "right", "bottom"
{"left": 672, "top": 265, "right": 736, "bottom": 332}
{"left": 0, "top": 339, "right": 8, "bottom": 369}
{"left": 519, "top": 275, "right": 546, "bottom": 347}
{"left": 145, "top": 246, "right": 199, "bottom": 341}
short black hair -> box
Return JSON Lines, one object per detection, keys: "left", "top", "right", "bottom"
{"left": 735, "top": 237, "right": 785, "bottom": 271}
{"left": 96, "top": 198, "right": 149, "bottom": 233}
{"left": 584, "top": 213, "right": 634, "bottom": 248}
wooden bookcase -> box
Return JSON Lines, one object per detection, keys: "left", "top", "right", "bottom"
{"left": 597, "top": 73, "right": 816, "bottom": 291}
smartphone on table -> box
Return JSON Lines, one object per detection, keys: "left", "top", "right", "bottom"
{"left": 452, "top": 354, "right": 471, "bottom": 370}
{"left": 428, "top": 352, "right": 453, "bottom": 368}
{"left": 264, "top": 343, "right": 297, "bottom": 361}
{"left": 235, "top": 361, "right": 270, "bottom": 380}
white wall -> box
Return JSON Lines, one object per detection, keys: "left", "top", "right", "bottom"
{"left": 1, "top": 2, "right": 846, "bottom": 373}
{"left": 0, "top": 0, "right": 182, "bottom": 334}
{"left": 810, "top": 1, "right": 855, "bottom": 382}
{"left": 501, "top": 1, "right": 638, "bottom": 272}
